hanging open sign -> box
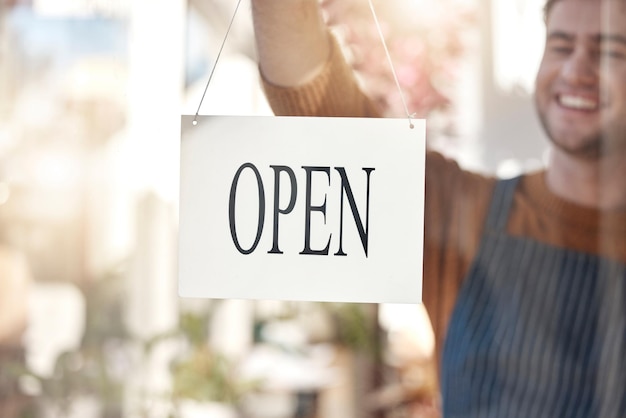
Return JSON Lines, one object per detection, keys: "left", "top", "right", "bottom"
{"left": 178, "top": 115, "right": 425, "bottom": 303}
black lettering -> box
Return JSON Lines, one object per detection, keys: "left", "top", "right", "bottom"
{"left": 300, "top": 166, "right": 332, "bottom": 255}
{"left": 229, "top": 163, "right": 265, "bottom": 254}
{"left": 268, "top": 165, "right": 297, "bottom": 254}
{"left": 334, "top": 167, "right": 375, "bottom": 257}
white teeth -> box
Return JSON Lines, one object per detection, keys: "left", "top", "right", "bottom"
{"left": 559, "top": 94, "right": 598, "bottom": 110}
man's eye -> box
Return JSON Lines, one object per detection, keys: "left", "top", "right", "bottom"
{"left": 549, "top": 46, "right": 573, "bottom": 55}
{"left": 601, "top": 48, "right": 626, "bottom": 59}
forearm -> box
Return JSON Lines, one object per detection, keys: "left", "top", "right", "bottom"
{"left": 251, "top": 0, "right": 330, "bottom": 87}
{"left": 251, "top": 0, "right": 380, "bottom": 117}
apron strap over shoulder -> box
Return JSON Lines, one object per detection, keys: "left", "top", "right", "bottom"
{"left": 484, "top": 176, "right": 521, "bottom": 233}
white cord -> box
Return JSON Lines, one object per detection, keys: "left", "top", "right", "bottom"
{"left": 366, "top": 0, "right": 416, "bottom": 128}
{"left": 193, "top": 0, "right": 244, "bottom": 126}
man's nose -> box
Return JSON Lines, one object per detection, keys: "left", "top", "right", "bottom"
{"left": 561, "top": 49, "right": 598, "bottom": 85}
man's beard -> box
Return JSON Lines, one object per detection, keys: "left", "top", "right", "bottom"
{"left": 538, "top": 112, "right": 626, "bottom": 161}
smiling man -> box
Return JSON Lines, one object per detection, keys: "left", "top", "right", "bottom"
{"left": 537, "top": 0, "right": 626, "bottom": 209}
{"left": 250, "top": 0, "right": 626, "bottom": 416}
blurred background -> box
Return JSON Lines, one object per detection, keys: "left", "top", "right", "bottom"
{"left": 0, "top": 0, "right": 549, "bottom": 417}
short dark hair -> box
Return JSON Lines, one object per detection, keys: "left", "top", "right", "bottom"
{"left": 544, "top": 0, "right": 625, "bottom": 21}
{"left": 543, "top": 0, "right": 561, "bottom": 21}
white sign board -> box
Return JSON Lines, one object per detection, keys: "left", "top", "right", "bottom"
{"left": 178, "top": 115, "right": 425, "bottom": 304}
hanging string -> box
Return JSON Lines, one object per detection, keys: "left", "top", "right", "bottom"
{"left": 193, "top": 0, "right": 414, "bottom": 129}
{"left": 193, "top": 0, "right": 244, "bottom": 126}
{"left": 366, "top": 0, "right": 416, "bottom": 129}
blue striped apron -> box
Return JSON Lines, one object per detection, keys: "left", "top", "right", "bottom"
{"left": 441, "top": 177, "right": 626, "bottom": 418}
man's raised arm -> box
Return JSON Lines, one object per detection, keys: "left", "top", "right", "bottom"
{"left": 251, "top": 0, "right": 329, "bottom": 87}
{"left": 251, "top": 0, "right": 380, "bottom": 117}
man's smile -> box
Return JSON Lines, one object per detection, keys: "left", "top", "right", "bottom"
{"left": 557, "top": 93, "right": 599, "bottom": 111}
